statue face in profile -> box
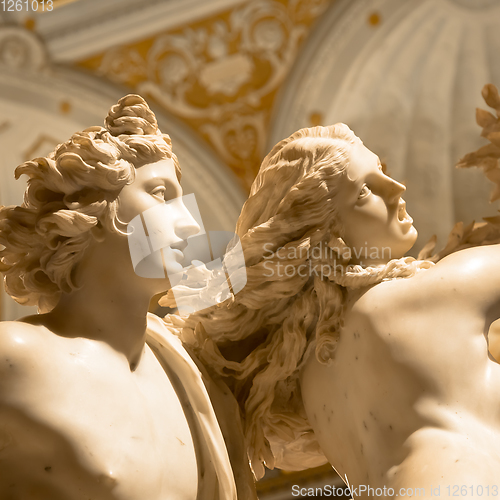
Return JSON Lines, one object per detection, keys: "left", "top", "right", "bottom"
{"left": 111, "top": 158, "right": 200, "bottom": 287}
{"left": 335, "top": 142, "right": 418, "bottom": 265}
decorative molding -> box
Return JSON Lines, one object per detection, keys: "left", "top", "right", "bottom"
{"left": 31, "top": 0, "right": 250, "bottom": 63}
{"left": 0, "top": 25, "right": 47, "bottom": 71}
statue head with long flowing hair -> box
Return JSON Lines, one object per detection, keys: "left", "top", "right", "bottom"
{"left": 170, "top": 123, "right": 431, "bottom": 479}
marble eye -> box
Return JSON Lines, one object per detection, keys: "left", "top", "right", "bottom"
{"left": 151, "top": 186, "right": 166, "bottom": 200}
{"left": 358, "top": 184, "right": 371, "bottom": 199}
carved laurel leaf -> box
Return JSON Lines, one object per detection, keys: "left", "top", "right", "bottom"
{"left": 456, "top": 84, "right": 500, "bottom": 204}
{"left": 482, "top": 84, "right": 500, "bottom": 114}
{"left": 417, "top": 234, "right": 437, "bottom": 260}
{"left": 485, "top": 167, "right": 500, "bottom": 202}
{"left": 456, "top": 151, "right": 498, "bottom": 171}
{"left": 476, "top": 108, "right": 497, "bottom": 128}
{"left": 483, "top": 131, "right": 500, "bottom": 148}
{"left": 440, "top": 221, "right": 464, "bottom": 255}
{"left": 425, "top": 220, "right": 500, "bottom": 263}
{"left": 483, "top": 215, "right": 500, "bottom": 224}
{"left": 465, "top": 221, "right": 495, "bottom": 244}
{"left": 471, "top": 143, "right": 500, "bottom": 159}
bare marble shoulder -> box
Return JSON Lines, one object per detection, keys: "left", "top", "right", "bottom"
{"left": 0, "top": 320, "right": 90, "bottom": 389}
{"left": 415, "top": 244, "right": 500, "bottom": 320}
{"left": 0, "top": 321, "right": 51, "bottom": 389}
{"left": 353, "top": 244, "right": 500, "bottom": 321}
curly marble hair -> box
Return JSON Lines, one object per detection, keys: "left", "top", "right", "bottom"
{"left": 0, "top": 94, "right": 180, "bottom": 313}
{"left": 171, "top": 124, "right": 432, "bottom": 479}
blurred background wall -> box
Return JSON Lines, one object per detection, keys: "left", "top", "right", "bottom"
{"left": 1, "top": 0, "right": 500, "bottom": 496}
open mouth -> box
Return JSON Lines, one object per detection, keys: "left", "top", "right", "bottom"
{"left": 169, "top": 248, "right": 185, "bottom": 264}
{"left": 170, "top": 240, "right": 188, "bottom": 252}
{"left": 164, "top": 242, "right": 186, "bottom": 265}
{"left": 397, "top": 200, "right": 413, "bottom": 224}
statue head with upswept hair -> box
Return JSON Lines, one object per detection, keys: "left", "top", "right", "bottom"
{"left": 0, "top": 95, "right": 180, "bottom": 314}
{"left": 175, "top": 123, "right": 430, "bottom": 478}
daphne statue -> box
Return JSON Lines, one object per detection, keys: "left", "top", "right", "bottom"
{"left": 171, "top": 85, "right": 500, "bottom": 496}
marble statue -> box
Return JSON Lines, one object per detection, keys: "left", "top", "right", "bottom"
{"left": 171, "top": 85, "right": 500, "bottom": 496}
{"left": 0, "top": 95, "right": 256, "bottom": 500}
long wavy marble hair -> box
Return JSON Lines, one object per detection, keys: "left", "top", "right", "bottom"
{"left": 0, "top": 95, "right": 180, "bottom": 313}
{"left": 173, "top": 123, "right": 432, "bottom": 479}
